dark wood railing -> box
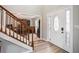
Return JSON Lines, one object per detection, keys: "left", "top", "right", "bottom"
{"left": 0, "top": 5, "right": 34, "bottom": 50}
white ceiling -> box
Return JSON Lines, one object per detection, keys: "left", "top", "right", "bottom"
{"left": 3, "top": 5, "right": 42, "bottom": 19}
{"left": 2, "top": 5, "right": 71, "bottom": 20}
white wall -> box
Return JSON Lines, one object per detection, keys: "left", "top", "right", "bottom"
{"left": 0, "top": 38, "right": 31, "bottom": 53}
{"left": 73, "top": 5, "right": 79, "bottom": 53}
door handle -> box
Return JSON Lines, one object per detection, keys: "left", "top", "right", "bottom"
{"left": 61, "top": 27, "right": 64, "bottom": 33}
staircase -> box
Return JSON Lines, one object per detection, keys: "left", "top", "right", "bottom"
{"left": 0, "top": 6, "right": 34, "bottom": 52}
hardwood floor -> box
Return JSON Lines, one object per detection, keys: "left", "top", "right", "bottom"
{"left": 33, "top": 35, "right": 68, "bottom": 53}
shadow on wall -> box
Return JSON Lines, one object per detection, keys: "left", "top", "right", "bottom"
{"left": 0, "top": 38, "right": 30, "bottom": 53}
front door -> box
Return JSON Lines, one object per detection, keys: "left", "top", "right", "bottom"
{"left": 47, "top": 9, "right": 67, "bottom": 50}
{"left": 47, "top": 8, "right": 72, "bottom": 52}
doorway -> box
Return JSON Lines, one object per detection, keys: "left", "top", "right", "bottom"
{"left": 47, "top": 9, "right": 71, "bottom": 52}
{"left": 35, "top": 19, "right": 40, "bottom": 38}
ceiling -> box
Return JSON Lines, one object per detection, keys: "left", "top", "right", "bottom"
{"left": 2, "top": 5, "right": 71, "bottom": 20}
{"left": 3, "top": 5, "right": 42, "bottom": 19}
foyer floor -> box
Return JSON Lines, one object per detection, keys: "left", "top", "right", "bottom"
{"left": 33, "top": 35, "right": 68, "bottom": 53}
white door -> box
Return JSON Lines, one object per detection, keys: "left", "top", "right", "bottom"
{"left": 47, "top": 9, "right": 67, "bottom": 50}
{"left": 47, "top": 9, "right": 72, "bottom": 52}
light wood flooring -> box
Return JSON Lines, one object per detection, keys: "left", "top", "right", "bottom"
{"left": 33, "top": 35, "right": 68, "bottom": 53}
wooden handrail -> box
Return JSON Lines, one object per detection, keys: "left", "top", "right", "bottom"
{"left": 0, "top": 5, "right": 34, "bottom": 50}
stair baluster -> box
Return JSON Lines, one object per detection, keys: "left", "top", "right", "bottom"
{"left": 0, "top": 5, "right": 34, "bottom": 50}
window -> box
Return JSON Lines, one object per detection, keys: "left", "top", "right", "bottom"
{"left": 54, "top": 16, "right": 59, "bottom": 31}
{"left": 66, "top": 10, "right": 70, "bottom": 45}
{"left": 66, "top": 10, "right": 70, "bottom": 33}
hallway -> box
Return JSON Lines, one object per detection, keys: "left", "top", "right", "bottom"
{"left": 33, "top": 34, "right": 67, "bottom": 53}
